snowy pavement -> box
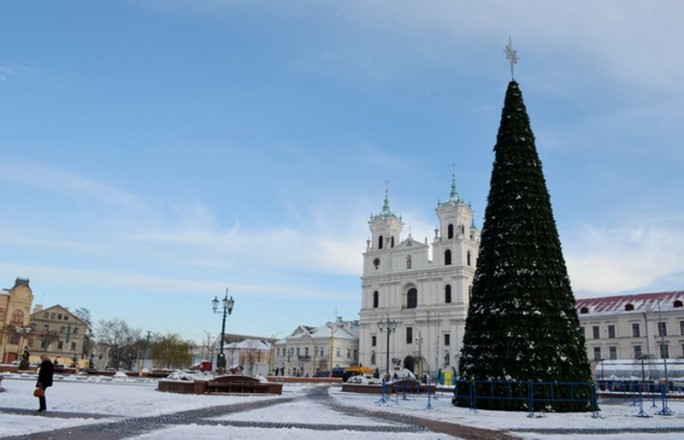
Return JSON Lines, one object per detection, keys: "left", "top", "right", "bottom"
{"left": 1, "top": 372, "right": 684, "bottom": 439}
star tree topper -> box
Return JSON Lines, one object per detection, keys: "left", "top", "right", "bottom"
{"left": 504, "top": 37, "right": 518, "bottom": 79}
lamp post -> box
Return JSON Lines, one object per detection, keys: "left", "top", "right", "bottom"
{"left": 377, "top": 316, "right": 397, "bottom": 378}
{"left": 656, "top": 300, "right": 672, "bottom": 415}
{"left": 212, "top": 289, "right": 235, "bottom": 375}
{"left": 15, "top": 327, "right": 32, "bottom": 369}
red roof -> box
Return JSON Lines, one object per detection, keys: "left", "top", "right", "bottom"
{"left": 575, "top": 291, "right": 684, "bottom": 316}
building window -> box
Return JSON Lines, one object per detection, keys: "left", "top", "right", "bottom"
{"left": 658, "top": 321, "right": 667, "bottom": 337}
{"left": 634, "top": 345, "right": 642, "bottom": 359}
{"left": 58, "top": 341, "right": 63, "bottom": 349}
{"left": 371, "top": 336, "right": 377, "bottom": 347}
{"left": 632, "top": 323, "right": 640, "bottom": 338}
{"left": 445, "top": 285, "right": 452, "bottom": 303}
{"left": 467, "top": 250, "right": 471, "bottom": 266}
{"left": 593, "top": 347, "right": 601, "bottom": 361}
{"left": 444, "top": 334, "right": 450, "bottom": 346}
{"left": 660, "top": 344, "right": 669, "bottom": 359}
{"left": 625, "top": 303, "right": 634, "bottom": 311}
{"left": 373, "top": 291, "right": 379, "bottom": 308}
{"left": 680, "top": 321, "right": 684, "bottom": 336}
{"left": 580, "top": 326, "right": 585, "bottom": 337}
{"left": 444, "top": 250, "right": 452, "bottom": 265}
{"left": 11, "top": 310, "right": 24, "bottom": 325}
{"left": 71, "top": 342, "right": 77, "bottom": 351}
{"left": 406, "top": 327, "right": 413, "bottom": 344}
{"left": 378, "top": 236, "right": 383, "bottom": 249}
{"left": 336, "top": 347, "right": 340, "bottom": 357}
{"left": 305, "top": 347, "right": 309, "bottom": 357}
{"left": 580, "top": 307, "right": 589, "bottom": 314}
{"left": 674, "top": 300, "right": 683, "bottom": 308}
{"left": 407, "top": 288, "right": 417, "bottom": 309}
{"left": 448, "top": 224, "right": 454, "bottom": 239}
{"left": 609, "top": 347, "right": 617, "bottom": 360}
{"left": 608, "top": 325, "right": 616, "bottom": 339}
{"left": 391, "top": 236, "right": 395, "bottom": 247}
{"left": 347, "top": 349, "right": 350, "bottom": 359}
{"left": 592, "top": 326, "right": 600, "bottom": 339}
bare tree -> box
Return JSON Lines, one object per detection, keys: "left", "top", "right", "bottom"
{"left": 95, "top": 318, "right": 141, "bottom": 369}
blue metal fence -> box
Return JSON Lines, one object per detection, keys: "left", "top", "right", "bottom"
{"left": 452, "top": 379, "right": 599, "bottom": 416}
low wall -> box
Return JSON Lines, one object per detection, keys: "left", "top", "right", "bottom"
{"left": 158, "top": 375, "right": 283, "bottom": 395}
{"left": 158, "top": 380, "right": 208, "bottom": 394}
{"left": 266, "top": 376, "right": 342, "bottom": 384}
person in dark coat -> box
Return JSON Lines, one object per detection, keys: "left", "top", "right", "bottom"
{"left": 36, "top": 354, "right": 55, "bottom": 412}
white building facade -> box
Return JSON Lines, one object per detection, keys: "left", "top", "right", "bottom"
{"left": 274, "top": 317, "right": 359, "bottom": 377}
{"left": 576, "top": 291, "right": 684, "bottom": 364}
{"left": 358, "top": 178, "right": 479, "bottom": 377}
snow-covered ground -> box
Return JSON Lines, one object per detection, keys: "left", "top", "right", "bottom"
{"left": 1, "top": 372, "right": 683, "bottom": 439}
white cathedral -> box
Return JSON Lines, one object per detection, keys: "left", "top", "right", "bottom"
{"left": 358, "top": 176, "right": 480, "bottom": 377}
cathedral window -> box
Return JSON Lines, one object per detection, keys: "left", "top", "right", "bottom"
{"left": 391, "top": 236, "right": 395, "bottom": 247}
{"left": 444, "top": 249, "right": 452, "bottom": 265}
{"left": 378, "top": 236, "right": 383, "bottom": 249}
{"left": 467, "top": 250, "right": 471, "bottom": 266}
{"left": 444, "top": 333, "right": 450, "bottom": 346}
{"left": 371, "top": 335, "right": 377, "bottom": 347}
{"left": 406, "top": 327, "right": 413, "bottom": 344}
{"left": 373, "top": 291, "right": 379, "bottom": 308}
{"left": 447, "top": 224, "right": 454, "bottom": 239}
{"left": 445, "top": 285, "right": 452, "bottom": 303}
{"left": 407, "top": 288, "right": 417, "bottom": 309}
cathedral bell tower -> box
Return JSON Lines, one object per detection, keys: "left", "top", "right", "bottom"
{"left": 363, "top": 187, "right": 403, "bottom": 274}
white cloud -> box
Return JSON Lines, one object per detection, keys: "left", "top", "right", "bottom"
{"left": 564, "top": 219, "right": 684, "bottom": 296}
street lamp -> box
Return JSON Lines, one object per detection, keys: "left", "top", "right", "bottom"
{"left": 212, "top": 288, "right": 235, "bottom": 374}
{"left": 377, "top": 315, "right": 397, "bottom": 378}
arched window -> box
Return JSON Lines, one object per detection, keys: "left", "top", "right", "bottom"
{"left": 444, "top": 249, "right": 452, "bottom": 266}
{"left": 378, "top": 236, "right": 383, "bottom": 249}
{"left": 445, "top": 285, "right": 452, "bottom": 303}
{"left": 580, "top": 307, "right": 589, "bottom": 314}
{"left": 373, "top": 291, "right": 379, "bottom": 308}
{"left": 625, "top": 303, "right": 634, "bottom": 311}
{"left": 407, "top": 288, "right": 417, "bottom": 309}
{"left": 406, "top": 255, "right": 412, "bottom": 269}
{"left": 11, "top": 310, "right": 24, "bottom": 325}
{"left": 467, "top": 250, "right": 471, "bottom": 266}
{"left": 674, "top": 300, "right": 683, "bottom": 308}
{"left": 391, "top": 236, "right": 395, "bottom": 247}
{"left": 447, "top": 224, "right": 454, "bottom": 239}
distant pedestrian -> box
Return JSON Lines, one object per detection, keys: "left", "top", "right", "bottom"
{"left": 36, "top": 355, "right": 55, "bottom": 412}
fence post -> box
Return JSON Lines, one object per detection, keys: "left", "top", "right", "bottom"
{"left": 657, "top": 383, "right": 673, "bottom": 416}
{"left": 591, "top": 383, "right": 600, "bottom": 418}
{"left": 527, "top": 381, "right": 535, "bottom": 418}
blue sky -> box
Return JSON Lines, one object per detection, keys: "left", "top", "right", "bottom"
{"left": 2, "top": 1, "right": 683, "bottom": 343}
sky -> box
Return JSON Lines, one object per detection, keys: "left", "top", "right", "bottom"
{"left": 1, "top": 1, "right": 684, "bottom": 344}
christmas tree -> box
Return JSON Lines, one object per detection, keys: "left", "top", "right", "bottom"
{"left": 455, "top": 80, "right": 592, "bottom": 411}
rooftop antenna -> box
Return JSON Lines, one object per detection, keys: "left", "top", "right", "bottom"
{"left": 504, "top": 37, "right": 519, "bottom": 80}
